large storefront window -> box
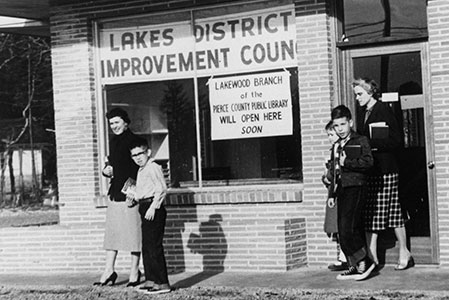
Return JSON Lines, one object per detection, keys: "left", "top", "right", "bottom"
{"left": 98, "top": 0, "right": 301, "bottom": 187}
{"left": 196, "top": 69, "right": 301, "bottom": 186}
{"left": 105, "top": 80, "right": 197, "bottom": 186}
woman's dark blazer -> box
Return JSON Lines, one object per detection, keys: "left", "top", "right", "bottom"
{"left": 105, "top": 128, "right": 140, "bottom": 201}
{"left": 356, "top": 101, "right": 402, "bottom": 175}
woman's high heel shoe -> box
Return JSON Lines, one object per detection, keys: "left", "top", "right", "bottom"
{"left": 395, "top": 256, "right": 415, "bottom": 271}
{"left": 93, "top": 271, "right": 118, "bottom": 286}
{"left": 126, "top": 270, "right": 141, "bottom": 287}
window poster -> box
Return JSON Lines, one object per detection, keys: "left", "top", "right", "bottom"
{"left": 208, "top": 71, "right": 292, "bottom": 140}
{"left": 99, "top": 5, "right": 296, "bottom": 84}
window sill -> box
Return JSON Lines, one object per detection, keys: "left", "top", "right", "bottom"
{"left": 95, "top": 181, "right": 304, "bottom": 208}
{"left": 165, "top": 181, "right": 303, "bottom": 205}
{"left": 177, "top": 178, "right": 301, "bottom": 188}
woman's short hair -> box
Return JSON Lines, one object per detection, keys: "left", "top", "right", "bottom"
{"left": 352, "top": 78, "right": 380, "bottom": 100}
{"left": 106, "top": 107, "right": 131, "bottom": 124}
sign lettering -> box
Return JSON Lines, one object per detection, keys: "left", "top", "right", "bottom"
{"left": 99, "top": 6, "right": 296, "bottom": 84}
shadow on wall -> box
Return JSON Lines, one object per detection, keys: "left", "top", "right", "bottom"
{"left": 171, "top": 213, "right": 228, "bottom": 288}
{"left": 187, "top": 214, "right": 228, "bottom": 271}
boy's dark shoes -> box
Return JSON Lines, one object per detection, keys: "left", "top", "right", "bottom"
{"left": 336, "top": 258, "right": 375, "bottom": 281}
{"left": 328, "top": 261, "right": 348, "bottom": 271}
{"left": 354, "top": 257, "right": 376, "bottom": 281}
{"left": 336, "top": 266, "right": 359, "bottom": 280}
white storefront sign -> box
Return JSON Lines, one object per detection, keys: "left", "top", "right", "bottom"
{"left": 99, "top": 5, "right": 296, "bottom": 83}
{"left": 209, "top": 71, "right": 292, "bottom": 140}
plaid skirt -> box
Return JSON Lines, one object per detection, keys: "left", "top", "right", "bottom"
{"left": 364, "top": 173, "right": 405, "bottom": 231}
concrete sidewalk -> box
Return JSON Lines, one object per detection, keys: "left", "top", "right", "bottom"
{"left": 1, "top": 265, "right": 448, "bottom": 292}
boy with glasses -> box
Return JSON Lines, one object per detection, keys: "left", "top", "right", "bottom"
{"left": 129, "top": 138, "right": 171, "bottom": 294}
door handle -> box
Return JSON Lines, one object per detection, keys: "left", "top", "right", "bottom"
{"left": 428, "top": 161, "right": 435, "bottom": 169}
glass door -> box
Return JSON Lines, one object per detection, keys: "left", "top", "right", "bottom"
{"left": 341, "top": 42, "right": 438, "bottom": 264}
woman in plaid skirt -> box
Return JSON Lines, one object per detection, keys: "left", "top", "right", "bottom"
{"left": 353, "top": 78, "right": 414, "bottom": 271}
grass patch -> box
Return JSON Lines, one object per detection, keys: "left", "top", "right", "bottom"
{"left": 0, "top": 206, "right": 59, "bottom": 228}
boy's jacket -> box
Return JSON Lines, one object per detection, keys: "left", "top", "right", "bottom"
{"left": 333, "top": 131, "right": 373, "bottom": 188}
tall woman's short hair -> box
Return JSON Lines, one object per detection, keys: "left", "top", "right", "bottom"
{"left": 352, "top": 78, "right": 380, "bottom": 100}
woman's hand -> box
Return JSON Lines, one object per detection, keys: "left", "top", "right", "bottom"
{"left": 125, "top": 194, "right": 137, "bottom": 207}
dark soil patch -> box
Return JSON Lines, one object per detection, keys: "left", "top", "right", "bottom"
{"left": 0, "top": 206, "right": 59, "bottom": 228}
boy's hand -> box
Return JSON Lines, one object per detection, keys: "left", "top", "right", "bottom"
{"left": 339, "top": 151, "right": 346, "bottom": 166}
{"left": 103, "top": 165, "right": 113, "bottom": 177}
{"left": 145, "top": 207, "right": 156, "bottom": 220}
{"left": 327, "top": 197, "right": 336, "bottom": 208}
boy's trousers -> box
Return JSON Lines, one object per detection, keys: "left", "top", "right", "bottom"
{"left": 138, "top": 202, "right": 169, "bottom": 285}
{"left": 337, "top": 185, "right": 369, "bottom": 267}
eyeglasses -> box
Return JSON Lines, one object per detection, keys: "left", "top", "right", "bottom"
{"left": 131, "top": 151, "right": 146, "bottom": 158}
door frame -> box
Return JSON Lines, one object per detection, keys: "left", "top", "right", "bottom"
{"left": 338, "top": 42, "right": 439, "bottom": 264}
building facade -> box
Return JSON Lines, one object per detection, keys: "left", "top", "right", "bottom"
{"left": 1, "top": 0, "right": 449, "bottom": 274}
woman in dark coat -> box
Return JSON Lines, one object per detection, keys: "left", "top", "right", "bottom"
{"left": 353, "top": 78, "right": 414, "bottom": 271}
{"left": 94, "top": 108, "right": 142, "bottom": 286}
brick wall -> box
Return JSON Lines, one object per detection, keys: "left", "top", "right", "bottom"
{"left": 0, "top": 224, "right": 106, "bottom": 273}
{"left": 166, "top": 201, "right": 306, "bottom": 273}
{"left": 163, "top": 186, "right": 306, "bottom": 272}
{"left": 427, "top": 0, "right": 449, "bottom": 266}
{"left": 50, "top": 2, "right": 100, "bottom": 226}
{"left": 294, "top": 0, "right": 338, "bottom": 266}
{"left": 0, "top": 186, "right": 306, "bottom": 273}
